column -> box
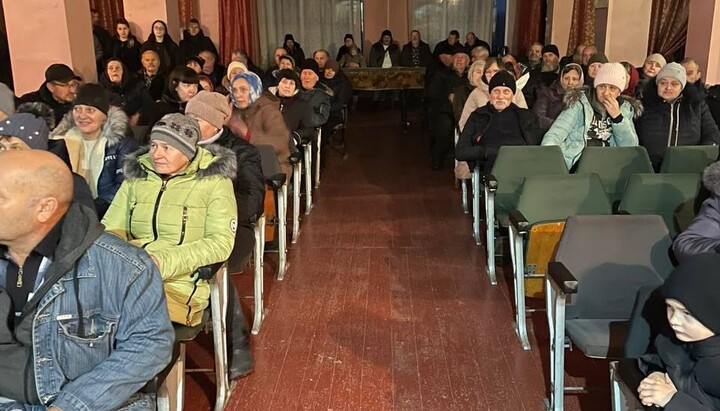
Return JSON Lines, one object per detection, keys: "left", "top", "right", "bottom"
{"left": 546, "top": 0, "right": 574, "bottom": 57}
{"left": 686, "top": 0, "right": 720, "bottom": 85}
{"left": 123, "top": 0, "right": 181, "bottom": 45}
{"left": 197, "top": 0, "right": 220, "bottom": 56}
{"left": 604, "top": 0, "right": 652, "bottom": 66}
{"left": 3, "top": 0, "right": 96, "bottom": 95}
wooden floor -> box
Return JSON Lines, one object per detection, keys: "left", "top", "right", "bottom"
{"left": 183, "top": 106, "right": 612, "bottom": 411}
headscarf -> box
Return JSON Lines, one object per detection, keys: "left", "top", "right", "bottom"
{"left": 229, "top": 72, "right": 263, "bottom": 108}
{"left": 562, "top": 63, "right": 585, "bottom": 87}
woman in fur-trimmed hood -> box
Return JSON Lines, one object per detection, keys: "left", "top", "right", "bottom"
{"left": 103, "top": 113, "right": 238, "bottom": 327}
{"left": 50, "top": 83, "right": 138, "bottom": 217}
{"left": 541, "top": 62, "right": 642, "bottom": 169}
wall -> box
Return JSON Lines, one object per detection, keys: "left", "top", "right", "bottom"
{"left": 363, "top": 0, "right": 409, "bottom": 51}
{"left": 604, "top": 0, "right": 652, "bottom": 66}
{"left": 546, "top": 0, "right": 573, "bottom": 56}
{"left": 686, "top": 0, "right": 720, "bottom": 85}
{"left": 197, "top": 0, "right": 220, "bottom": 57}
{"left": 123, "top": 0, "right": 181, "bottom": 43}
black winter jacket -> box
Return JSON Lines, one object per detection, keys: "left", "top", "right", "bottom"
{"left": 368, "top": 42, "right": 400, "bottom": 67}
{"left": 17, "top": 85, "right": 72, "bottom": 128}
{"left": 428, "top": 67, "right": 468, "bottom": 115}
{"left": 178, "top": 29, "right": 218, "bottom": 63}
{"left": 273, "top": 89, "right": 317, "bottom": 144}
{"left": 533, "top": 80, "right": 566, "bottom": 132}
{"left": 110, "top": 36, "right": 142, "bottom": 72}
{"left": 99, "top": 60, "right": 154, "bottom": 121}
{"left": 321, "top": 72, "right": 353, "bottom": 114}
{"left": 399, "top": 41, "right": 433, "bottom": 67}
{"left": 141, "top": 36, "right": 179, "bottom": 74}
{"left": 637, "top": 79, "right": 720, "bottom": 171}
{"left": 297, "top": 84, "right": 332, "bottom": 128}
{"left": 456, "top": 103, "right": 543, "bottom": 171}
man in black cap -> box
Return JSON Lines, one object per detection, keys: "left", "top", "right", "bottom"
{"left": 17, "top": 64, "right": 82, "bottom": 127}
{"left": 537, "top": 44, "right": 561, "bottom": 86}
{"left": 336, "top": 33, "right": 356, "bottom": 62}
{"left": 283, "top": 34, "right": 306, "bottom": 66}
{"left": 368, "top": 29, "right": 400, "bottom": 68}
{"left": 298, "top": 59, "right": 331, "bottom": 128}
{"left": 456, "top": 70, "right": 543, "bottom": 172}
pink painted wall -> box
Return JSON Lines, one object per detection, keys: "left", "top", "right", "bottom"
{"left": 196, "top": 0, "right": 220, "bottom": 58}
{"left": 604, "top": 0, "right": 652, "bottom": 66}
{"left": 686, "top": 0, "right": 720, "bottom": 85}
{"left": 3, "top": 0, "right": 96, "bottom": 95}
{"left": 363, "top": 0, "right": 408, "bottom": 51}
{"left": 123, "top": 0, "right": 181, "bottom": 45}
{"left": 546, "top": 0, "right": 573, "bottom": 57}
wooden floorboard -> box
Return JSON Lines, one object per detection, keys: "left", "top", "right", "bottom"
{"left": 183, "top": 106, "right": 611, "bottom": 411}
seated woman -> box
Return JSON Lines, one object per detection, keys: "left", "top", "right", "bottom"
{"left": 151, "top": 66, "right": 200, "bottom": 125}
{"left": 636, "top": 53, "right": 666, "bottom": 99}
{"left": 584, "top": 53, "right": 608, "bottom": 87}
{"left": 541, "top": 63, "right": 640, "bottom": 169}
{"left": 102, "top": 113, "right": 237, "bottom": 328}
{"left": 635, "top": 253, "right": 720, "bottom": 410}
{"left": 458, "top": 57, "right": 528, "bottom": 132}
{"left": 271, "top": 69, "right": 316, "bottom": 144}
{"left": 99, "top": 58, "right": 154, "bottom": 126}
{"left": 534, "top": 63, "right": 584, "bottom": 132}
{"left": 637, "top": 62, "right": 720, "bottom": 171}
{"left": 51, "top": 83, "right": 137, "bottom": 217}
{"left": 226, "top": 71, "right": 292, "bottom": 179}
{"left": 219, "top": 61, "right": 249, "bottom": 95}
{"left": 455, "top": 71, "right": 543, "bottom": 173}
{"left": 673, "top": 161, "right": 720, "bottom": 262}
{"left": 452, "top": 59, "right": 485, "bottom": 125}
{"left": 338, "top": 44, "right": 366, "bottom": 68}
{"left": 142, "top": 20, "right": 179, "bottom": 74}
{"left": 110, "top": 18, "right": 142, "bottom": 73}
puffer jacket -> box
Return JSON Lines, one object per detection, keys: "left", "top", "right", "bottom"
{"left": 458, "top": 81, "right": 528, "bottom": 131}
{"left": 102, "top": 146, "right": 238, "bottom": 326}
{"left": 541, "top": 87, "right": 642, "bottom": 169}
{"left": 637, "top": 79, "right": 720, "bottom": 170}
{"left": 51, "top": 106, "right": 138, "bottom": 218}
{"left": 673, "top": 161, "right": 720, "bottom": 261}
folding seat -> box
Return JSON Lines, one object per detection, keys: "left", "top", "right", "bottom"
{"left": 609, "top": 360, "right": 649, "bottom": 411}
{"left": 659, "top": 145, "right": 719, "bottom": 173}
{"left": 481, "top": 145, "right": 568, "bottom": 284}
{"left": 454, "top": 128, "right": 470, "bottom": 214}
{"left": 328, "top": 105, "right": 349, "bottom": 160}
{"left": 544, "top": 215, "right": 673, "bottom": 410}
{"left": 574, "top": 146, "right": 654, "bottom": 205}
{"left": 257, "top": 145, "right": 289, "bottom": 280}
{"left": 618, "top": 173, "right": 701, "bottom": 236}
{"left": 298, "top": 128, "right": 319, "bottom": 215}
{"left": 157, "top": 264, "right": 231, "bottom": 411}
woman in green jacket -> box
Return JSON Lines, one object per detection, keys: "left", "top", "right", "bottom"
{"left": 103, "top": 113, "right": 237, "bottom": 327}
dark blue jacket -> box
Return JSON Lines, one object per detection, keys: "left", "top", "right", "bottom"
{"left": 673, "top": 161, "right": 720, "bottom": 261}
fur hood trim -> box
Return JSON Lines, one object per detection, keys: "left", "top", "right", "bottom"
{"left": 563, "top": 86, "right": 644, "bottom": 119}
{"left": 49, "top": 106, "right": 129, "bottom": 145}
{"left": 703, "top": 161, "right": 720, "bottom": 197}
{"left": 123, "top": 144, "right": 237, "bottom": 180}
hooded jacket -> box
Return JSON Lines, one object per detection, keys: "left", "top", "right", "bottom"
{"left": 0, "top": 202, "right": 173, "bottom": 410}
{"left": 368, "top": 41, "right": 400, "bottom": 67}
{"left": 51, "top": 106, "right": 138, "bottom": 218}
{"left": 178, "top": 28, "right": 218, "bottom": 63}
{"left": 102, "top": 145, "right": 237, "bottom": 326}
{"left": 533, "top": 79, "right": 567, "bottom": 132}
{"left": 99, "top": 59, "right": 155, "bottom": 120}
{"left": 17, "top": 85, "right": 73, "bottom": 128}
{"left": 673, "top": 161, "right": 720, "bottom": 261}
{"left": 541, "top": 87, "right": 642, "bottom": 168}
{"left": 637, "top": 79, "right": 720, "bottom": 171}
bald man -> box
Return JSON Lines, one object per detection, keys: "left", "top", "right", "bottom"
{"left": 0, "top": 150, "right": 173, "bottom": 410}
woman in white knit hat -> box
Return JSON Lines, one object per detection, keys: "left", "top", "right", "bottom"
{"left": 541, "top": 62, "right": 641, "bottom": 169}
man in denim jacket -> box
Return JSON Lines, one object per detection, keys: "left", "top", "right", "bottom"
{"left": 0, "top": 150, "right": 174, "bottom": 410}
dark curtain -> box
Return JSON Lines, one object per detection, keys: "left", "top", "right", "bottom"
{"left": 514, "top": 0, "right": 543, "bottom": 56}
{"left": 178, "top": 0, "right": 197, "bottom": 26}
{"left": 89, "top": 0, "right": 124, "bottom": 31}
{"left": 219, "top": 0, "right": 258, "bottom": 65}
{"left": 647, "top": 0, "right": 689, "bottom": 57}
{"left": 567, "top": 0, "right": 595, "bottom": 56}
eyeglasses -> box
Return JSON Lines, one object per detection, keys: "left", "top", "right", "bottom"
{"left": 51, "top": 81, "right": 79, "bottom": 90}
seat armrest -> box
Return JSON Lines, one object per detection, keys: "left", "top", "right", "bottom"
{"left": 197, "top": 262, "right": 225, "bottom": 280}
{"left": 266, "top": 172, "right": 287, "bottom": 189}
{"left": 485, "top": 174, "right": 498, "bottom": 191}
{"left": 289, "top": 152, "right": 302, "bottom": 165}
{"left": 548, "top": 262, "right": 578, "bottom": 295}
{"left": 508, "top": 209, "right": 529, "bottom": 235}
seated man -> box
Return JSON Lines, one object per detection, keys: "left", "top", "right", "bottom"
{"left": 455, "top": 70, "right": 543, "bottom": 173}
{"left": 17, "top": 64, "right": 81, "bottom": 127}
{"left": 368, "top": 29, "right": 400, "bottom": 68}
{"left": 0, "top": 150, "right": 173, "bottom": 410}
{"left": 298, "top": 59, "right": 332, "bottom": 128}
{"left": 673, "top": 161, "right": 720, "bottom": 261}
{"left": 399, "top": 30, "right": 433, "bottom": 67}
{"left": 313, "top": 49, "right": 331, "bottom": 71}
{"left": 634, "top": 254, "right": 720, "bottom": 410}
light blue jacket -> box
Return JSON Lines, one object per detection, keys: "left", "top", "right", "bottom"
{"left": 0, "top": 203, "right": 174, "bottom": 411}
{"left": 541, "top": 88, "right": 642, "bottom": 168}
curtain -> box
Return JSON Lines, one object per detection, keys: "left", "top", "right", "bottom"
{"left": 567, "top": 0, "right": 595, "bottom": 57}
{"left": 89, "top": 0, "right": 124, "bottom": 31}
{"left": 178, "top": 0, "right": 197, "bottom": 26}
{"left": 256, "top": 0, "right": 362, "bottom": 68}
{"left": 647, "top": 0, "right": 689, "bottom": 57}
{"left": 408, "top": 0, "right": 494, "bottom": 50}
{"left": 513, "top": 0, "right": 543, "bottom": 57}
{"left": 219, "top": 0, "right": 259, "bottom": 66}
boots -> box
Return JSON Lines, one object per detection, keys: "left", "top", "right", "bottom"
{"left": 227, "top": 286, "right": 254, "bottom": 380}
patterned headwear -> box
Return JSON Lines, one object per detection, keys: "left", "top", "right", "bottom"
{"left": 229, "top": 72, "right": 263, "bottom": 108}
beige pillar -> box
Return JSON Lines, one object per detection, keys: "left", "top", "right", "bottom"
{"left": 604, "top": 0, "right": 652, "bottom": 66}
{"left": 197, "top": 0, "right": 220, "bottom": 57}
{"left": 3, "top": 0, "right": 96, "bottom": 96}
{"left": 123, "top": 0, "right": 181, "bottom": 45}
{"left": 687, "top": 0, "right": 720, "bottom": 85}
{"left": 546, "top": 0, "right": 574, "bottom": 57}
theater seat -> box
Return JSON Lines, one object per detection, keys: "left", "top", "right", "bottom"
{"left": 659, "top": 145, "right": 719, "bottom": 173}
{"left": 574, "top": 146, "right": 654, "bottom": 205}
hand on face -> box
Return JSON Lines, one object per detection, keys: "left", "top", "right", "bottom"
{"left": 601, "top": 94, "right": 621, "bottom": 119}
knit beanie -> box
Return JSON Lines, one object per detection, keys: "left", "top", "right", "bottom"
{"left": 344, "top": 33, "right": 354, "bottom": 42}
{"left": 656, "top": 62, "right": 687, "bottom": 89}
{"left": 587, "top": 53, "right": 609, "bottom": 66}
{"left": 542, "top": 44, "right": 560, "bottom": 58}
{"left": 230, "top": 72, "right": 263, "bottom": 106}
{"left": 381, "top": 29, "right": 392, "bottom": 38}
{"left": 662, "top": 253, "right": 720, "bottom": 335}
{"left": 185, "top": 91, "right": 231, "bottom": 130}
{"left": 645, "top": 53, "right": 667, "bottom": 68}
{"left": 150, "top": 113, "right": 200, "bottom": 160}
{"left": 277, "top": 69, "right": 300, "bottom": 87}
{"left": 324, "top": 59, "right": 340, "bottom": 73}
{"left": 488, "top": 70, "right": 516, "bottom": 94}
{"left": 0, "top": 112, "right": 49, "bottom": 150}
{"left": 0, "top": 83, "right": 14, "bottom": 117}
{"left": 300, "top": 58, "right": 321, "bottom": 76}
{"left": 594, "top": 63, "right": 627, "bottom": 91}
{"left": 73, "top": 83, "right": 110, "bottom": 115}
{"left": 226, "top": 61, "right": 248, "bottom": 80}
{"left": 284, "top": 34, "right": 295, "bottom": 42}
